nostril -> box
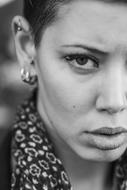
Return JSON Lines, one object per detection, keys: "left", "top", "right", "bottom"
{"left": 98, "top": 105, "right": 125, "bottom": 115}
{"left": 96, "top": 92, "right": 127, "bottom": 114}
{"left": 107, "top": 107, "right": 123, "bottom": 114}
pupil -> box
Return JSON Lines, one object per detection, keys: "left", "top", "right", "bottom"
{"left": 77, "top": 57, "right": 87, "bottom": 65}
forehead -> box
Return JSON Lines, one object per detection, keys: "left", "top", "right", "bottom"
{"left": 47, "top": 0, "right": 127, "bottom": 52}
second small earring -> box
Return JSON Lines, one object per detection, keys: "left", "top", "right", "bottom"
{"left": 15, "top": 19, "right": 22, "bottom": 33}
{"left": 17, "top": 20, "right": 22, "bottom": 31}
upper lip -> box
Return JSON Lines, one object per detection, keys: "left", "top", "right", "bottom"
{"left": 87, "top": 127, "right": 127, "bottom": 135}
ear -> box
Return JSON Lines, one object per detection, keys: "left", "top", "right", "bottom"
{"left": 11, "top": 15, "right": 36, "bottom": 76}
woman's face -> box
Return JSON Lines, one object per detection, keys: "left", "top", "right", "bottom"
{"left": 36, "top": 0, "right": 127, "bottom": 162}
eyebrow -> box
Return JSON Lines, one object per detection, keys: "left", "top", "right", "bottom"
{"left": 61, "top": 44, "right": 108, "bottom": 55}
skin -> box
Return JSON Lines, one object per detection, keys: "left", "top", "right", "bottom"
{"left": 13, "top": 0, "right": 127, "bottom": 189}
{"left": 36, "top": 0, "right": 127, "bottom": 161}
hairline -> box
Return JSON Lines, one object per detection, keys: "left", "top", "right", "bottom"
{"left": 23, "top": 0, "right": 127, "bottom": 47}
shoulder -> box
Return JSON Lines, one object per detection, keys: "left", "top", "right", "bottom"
{"left": 11, "top": 97, "right": 47, "bottom": 160}
{"left": 11, "top": 92, "right": 67, "bottom": 190}
{"left": 11, "top": 99, "right": 48, "bottom": 189}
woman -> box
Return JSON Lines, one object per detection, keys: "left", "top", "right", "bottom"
{"left": 11, "top": 0, "right": 127, "bottom": 189}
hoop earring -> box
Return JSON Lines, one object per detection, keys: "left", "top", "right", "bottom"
{"left": 21, "top": 68, "right": 38, "bottom": 85}
{"left": 21, "top": 68, "right": 30, "bottom": 83}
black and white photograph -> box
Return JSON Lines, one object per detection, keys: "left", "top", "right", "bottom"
{"left": 1, "top": 0, "right": 127, "bottom": 190}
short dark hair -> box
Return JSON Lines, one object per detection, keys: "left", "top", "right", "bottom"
{"left": 23, "top": 0, "right": 127, "bottom": 47}
{"left": 23, "top": 0, "right": 71, "bottom": 46}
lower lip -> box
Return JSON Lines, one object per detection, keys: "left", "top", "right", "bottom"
{"left": 85, "top": 132, "right": 127, "bottom": 150}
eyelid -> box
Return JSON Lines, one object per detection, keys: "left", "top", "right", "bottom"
{"left": 61, "top": 52, "right": 100, "bottom": 75}
{"left": 64, "top": 53, "right": 99, "bottom": 64}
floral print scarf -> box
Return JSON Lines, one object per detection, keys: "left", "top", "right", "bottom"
{"left": 11, "top": 90, "right": 127, "bottom": 190}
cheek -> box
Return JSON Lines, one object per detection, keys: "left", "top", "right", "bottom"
{"left": 37, "top": 57, "right": 98, "bottom": 119}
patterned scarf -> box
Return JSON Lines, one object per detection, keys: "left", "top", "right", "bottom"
{"left": 11, "top": 90, "right": 127, "bottom": 190}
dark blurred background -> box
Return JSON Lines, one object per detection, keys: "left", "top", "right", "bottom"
{"left": 0, "top": 0, "right": 31, "bottom": 128}
{"left": 0, "top": 1, "right": 31, "bottom": 189}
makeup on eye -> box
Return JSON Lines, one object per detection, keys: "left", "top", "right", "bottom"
{"left": 64, "top": 53, "right": 99, "bottom": 66}
{"left": 62, "top": 53, "right": 100, "bottom": 73}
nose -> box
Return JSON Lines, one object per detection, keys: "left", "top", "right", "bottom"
{"left": 96, "top": 71, "right": 127, "bottom": 115}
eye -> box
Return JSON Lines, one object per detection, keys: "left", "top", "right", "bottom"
{"left": 65, "top": 54, "right": 99, "bottom": 71}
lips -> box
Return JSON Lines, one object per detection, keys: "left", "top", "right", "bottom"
{"left": 83, "top": 127, "right": 127, "bottom": 151}
{"left": 86, "top": 127, "right": 127, "bottom": 136}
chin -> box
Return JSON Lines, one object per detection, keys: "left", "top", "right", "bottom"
{"left": 74, "top": 143, "right": 127, "bottom": 163}
{"left": 99, "top": 146, "right": 127, "bottom": 162}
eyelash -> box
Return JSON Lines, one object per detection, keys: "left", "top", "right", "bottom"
{"left": 63, "top": 53, "right": 99, "bottom": 72}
